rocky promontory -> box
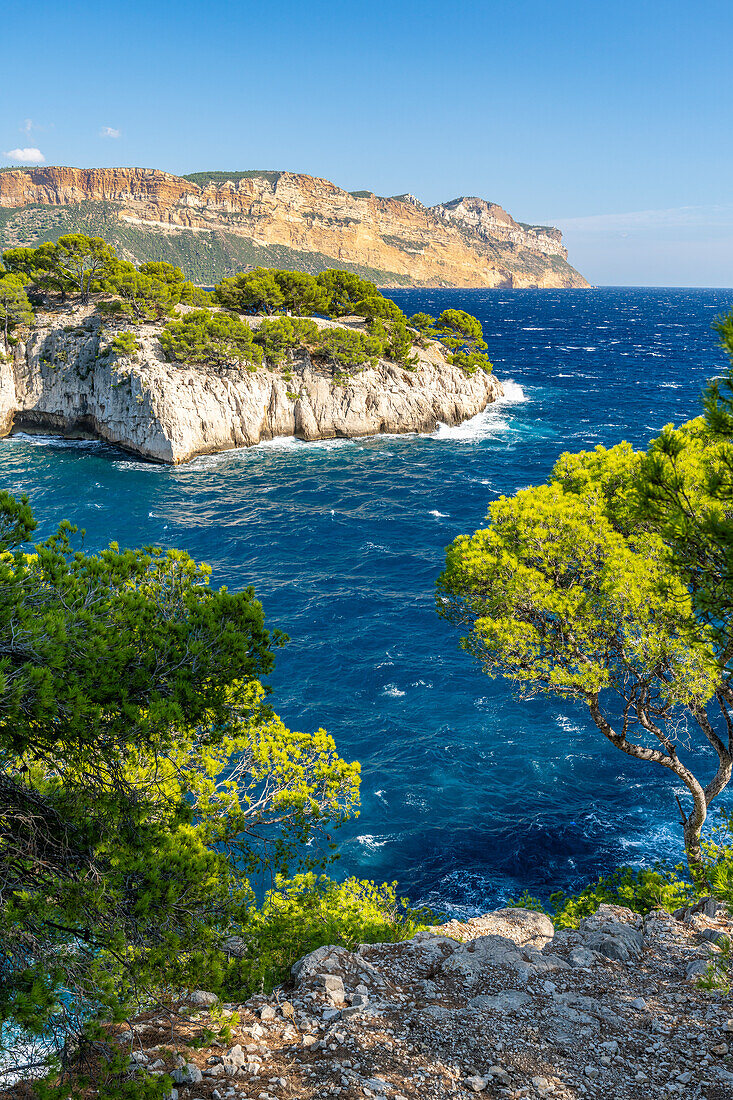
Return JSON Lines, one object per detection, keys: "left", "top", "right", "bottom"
{"left": 0, "top": 308, "right": 504, "bottom": 464}
{"left": 0, "top": 166, "right": 589, "bottom": 289}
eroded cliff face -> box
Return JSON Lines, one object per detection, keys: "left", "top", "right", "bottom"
{"left": 0, "top": 309, "right": 504, "bottom": 464}
{"left": 0, "top": 167, "right": 588, "bottom": 289}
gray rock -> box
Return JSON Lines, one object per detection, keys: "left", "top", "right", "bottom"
{"left": 465, "top": 1075, "right": 489, "bottom": 1092}
{"left": 440, "top": 934, "right": 531, "bottom": 987}
{"left": 685, "top": 959, "right": 710, "bottom": 980}
{"left": 468, "top": 989, "right": 532, "bottom": 1014}
{"left": 569, "top": 947, "right": 601, "bottom": 967}
{"left": 291, "top": 944, "right": 387, "bottom": 991}
{"left": 172, "top": 1063, "right": 203, "bottom": 1085}
{"left": 701, "top": 928, "right": 731, "bottom": 947}
{"left": 320, "top": 973, "right": 345, "bottom": 993}
{"left": 224, "top": 1044, "right": 246, "bottom": 1066}
{"left": 582, "top": 924, "right": 644, "bottom": 962}
{"left": 188, "top": 990, "right": 218, "bottom": 1007}
{"left": 525, "top": 950, "right": 571, "bottom": 971}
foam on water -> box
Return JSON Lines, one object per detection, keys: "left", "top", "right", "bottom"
{"left": 404, "top": 379, "right": 530, "bottom": 444}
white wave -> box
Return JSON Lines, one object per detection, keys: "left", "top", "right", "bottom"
{"left": 356, "top": 833, "right": 391, "bottom": 851}
{"left": 497, "top": 379, "right": 528, "bottom": 405}
{"left": 257, "top": 435, "right": 302, "bottom": 451}
{"left": 382, "top": 684, "right": 406, "bottom": 697}
{"left": 429, "top": 510, "right": 449, "bottom": 517}
{"left": 555, "top": 714, "right": 582, "bottom": 733}
{"left": 5, "top": 432, "right": 105, "bottom": 451}
{"left": 404, "top": 792, "right": 429, "bottom": 810}
{"left": 430, "top": 380, "right": 527, "bottom": 443}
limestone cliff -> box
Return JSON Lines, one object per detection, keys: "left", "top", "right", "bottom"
{"left": 0, "top": 308, "right": 504, "bottom": 464}
{"left": 0, "top": 166, "right": 588, "bottom": 289}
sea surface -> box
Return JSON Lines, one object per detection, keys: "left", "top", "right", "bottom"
{"left": 3, "top": 286, "right": 732, "bottom": 916}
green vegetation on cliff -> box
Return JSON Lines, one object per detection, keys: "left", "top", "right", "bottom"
{"left": 0, "top": 200, "right": 414, "bottom": 286}
{"left": 182, "top": 169, "right": 283, "bottom": 188}
{"left": 1, "top": 233, "right": 493, "bottom": 378}
{"left": 0, "top": 274, "right": 33, "bottom": 353}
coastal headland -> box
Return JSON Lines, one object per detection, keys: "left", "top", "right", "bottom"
{"left": 1, "top": 306, "right": 504, "bottom": 463}
{"left": 0, "top": 166, "right": 589, "bottom": 289}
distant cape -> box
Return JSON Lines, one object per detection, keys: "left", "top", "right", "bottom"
{"left": 0, "top": 166, "right": 589, "bottom": 289}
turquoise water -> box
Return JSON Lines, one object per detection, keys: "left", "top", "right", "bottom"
{"left": 3, "top": 286, "right": 732, "bottom": 915}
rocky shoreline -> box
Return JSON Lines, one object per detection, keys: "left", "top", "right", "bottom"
{"left": 0, "top": 308, "right": 504, "bottom": 464}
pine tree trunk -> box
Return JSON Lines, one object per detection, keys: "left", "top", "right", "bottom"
{"left": 683, "top": 818, "right": 710, "bottom": 892}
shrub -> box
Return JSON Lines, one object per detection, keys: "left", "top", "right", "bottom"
{"left": 3, "top": 235, "right": 118, "bottom": 304}
{"left": 354, "top": 294, "right": 405, "bottom": 323}
{"left": 211, "top": 874, "right": 433, "bottom": 998}
{"left": 511, "top": 813, "right": 733, "bottom": 931}
{"left": 0, "top": 273, "right": 34, "bottom": 352}
{"left": 316, "top": 269, "right": 403, "bottom": 321}
{"left": 521, "top": 866, "right": 694, "bottom": 929}
{"left": 159, "top": 309, "right": 262, "bottom": 370}
{"left": 254, "top": 316, "right": 319, "bottom": 366}
{"left": 368, "top": 318, "right": 417, "bottom": 368}
{"left": 270, "top": 270, "right": 330, "bottom": 315}
{"left": 110, "top": 330, "right": 141, "bottom": 357}
{"left": 214, "top": 269, "right": 285, "bottom": 315}
{"left": 100, "top": 261, "right": 208, "bottom": 323}
{"left": 314, "top": 326, "right": 383, "bottom": 370}
{"left": 408, "top": 309, "right": 493, "bottom": 375}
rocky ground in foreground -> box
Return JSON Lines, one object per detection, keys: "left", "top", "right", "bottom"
{"left": 38, "top": 901, "right": 733, "bottom": 1100}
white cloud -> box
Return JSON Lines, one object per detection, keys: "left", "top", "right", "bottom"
{"left": 21, "top": 119, "right": 34, "bottom": 135}
{"left": 3, "top": 147, "right": 45, "bottom": 164}
{"left": 99, "top": 126, "right": 121, "bottom": 139}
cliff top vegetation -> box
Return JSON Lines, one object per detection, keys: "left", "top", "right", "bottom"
{"left": 0, "top": 234, "right": 495, "bottom": 378}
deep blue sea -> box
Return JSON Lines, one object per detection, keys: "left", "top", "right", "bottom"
{"left": 3, "top": 287, "right": 733, "bottom": 916}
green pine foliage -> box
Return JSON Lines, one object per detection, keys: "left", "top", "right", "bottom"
{"left": 159, "top": 309, "right": 262, "bottom": 369}
{"left": 439, "top": 311, "right": 733, "bottom": 883}
{"left": 0, "top": 273, "right": 33, "bottom": 352}
{"left": 314, "top": 325, "right": 384, "bottom": 370}
{"left": 0, "top": 234, "right": 492, "bottom": 377}
{"left": 3, "top": 234, "right": 118, "bottom": 303}
{"left": 253, "top": 316, "right": 320, "bottom": 365}
{"left": 0, "top": 491, "right": 364, "bottom": 1079}
{"left": 110, "top": 330, "right": 141, "bottom": 357}
{"left": 215, "top": 268, "right": 286, "bottom": 314}
{"left": 99, "top": 260, "right": 210, "bottom": 323}
{"left": 408, "top": 308, "right": 493, "bottom": 375}
{"left": 205, "top": 874, "right": 432, "bottom": 998}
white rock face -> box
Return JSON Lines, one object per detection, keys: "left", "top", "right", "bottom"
{"left": 0, "top": 311, "right": 504, "bottom": 464}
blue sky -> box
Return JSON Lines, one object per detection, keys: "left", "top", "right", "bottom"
{"left": 1, "top": 0, "right": 732, "bottom": 286}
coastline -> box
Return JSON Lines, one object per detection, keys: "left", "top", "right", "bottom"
{"left": 1, "top": 308, "right": 504, "bottom": 465}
